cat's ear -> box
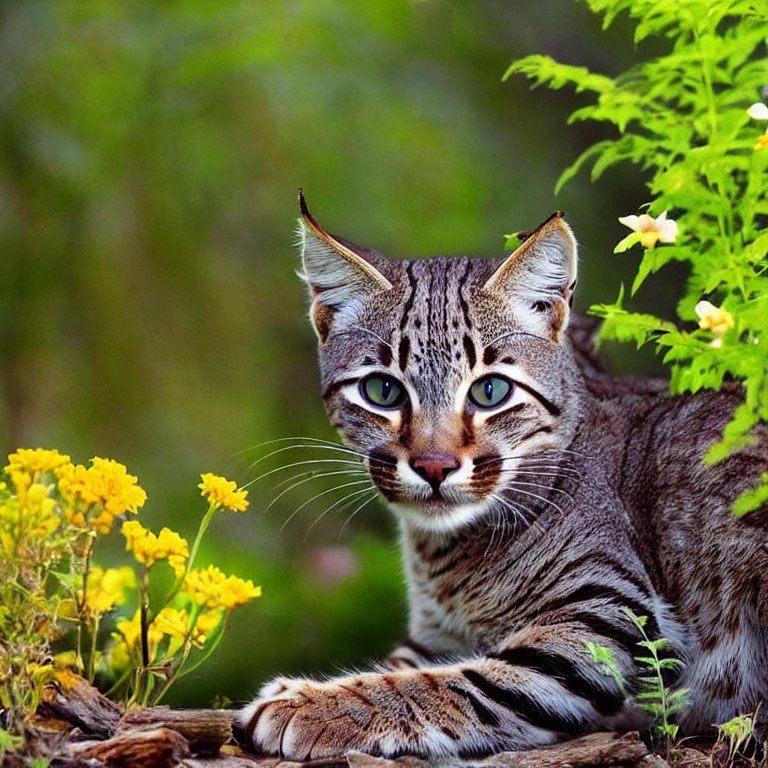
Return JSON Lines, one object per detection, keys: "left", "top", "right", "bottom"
{"left": 297, "top": 190, "right": 393, "bottom": 343}
{"left": 482, "top": 211, "right": 577, "bottom": 342}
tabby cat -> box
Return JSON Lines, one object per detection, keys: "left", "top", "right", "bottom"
{"left": 239, "top": 192, "right": 768, "bottom": 761}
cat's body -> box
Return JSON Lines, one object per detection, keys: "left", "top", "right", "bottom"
{"left": 239, "top": 196, "right": 768, "bottom": 761}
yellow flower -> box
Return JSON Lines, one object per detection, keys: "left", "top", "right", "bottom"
{"left": 198, "top": 473, "right": 249, "bottom": 512}
{"left": 0, "top": 530, "right": 13, "bottom": 557}
{"left": 618, "top": 211, "right": 679, "bottom": 249}
{"left": 754, "top": 134, "right": 768, "bottom": 151}
{"left": 53, "top": 651, "right": 78, "bottom": 670}
{"left": 109, "top": 640, "right": 132, "bottom": 671}
{"left": 22, "top": 483, "right": 60, "bottom": 538}
{"left": 5, "top": 448, "right": 71, "bottom": 476}
{"left": 695, "top": 300, "right": 735, "bottom": 338}
{"left": 10, "top": 470, "right": 31, "bottom": 506}
{"left": 85, "top": 566, "right": 136, "bottom": 614}
{"left": 116, "top": 611, "right": 165, "bottom": 655}
{"left": 153, "top": 607, "right": 189, "bottom": 640}
{"left": 122, "top": 520, "right": 189, "bottom": 575}
{"left": 184, "top": 565, "right": 261, "bottom": 610}
{"left": 192, "top": 609, "right": 223, "bottom": 647}
{"left": 218, "top": 575, "right": 261, "bottom": 609}
{"left": 57, "top": 457, "right": 147, "bottom": 534}
{"left": 183, "top": 565, "right": 227, "bottom": 607}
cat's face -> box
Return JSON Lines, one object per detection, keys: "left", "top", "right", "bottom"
{"left": 299, "top": 192, "right": 583, "bottom": 533}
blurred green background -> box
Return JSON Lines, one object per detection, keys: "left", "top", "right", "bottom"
{"left": 1, "top": 0, "right": 671, "bottom": 705}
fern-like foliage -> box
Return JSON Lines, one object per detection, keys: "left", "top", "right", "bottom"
{"left": 506, "top": 0, "right": 768, "bottom": 514}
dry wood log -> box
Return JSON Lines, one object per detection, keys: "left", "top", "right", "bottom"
{"left": 118, "top": 706, "right": 234, "bottom": 754}
{"left": 345, "top": 731, "right": 649, "bottom": 768}
{"left": 69, "top": 726, "right": 190, "bottom": 767}
{"left": 36, "top": 669, "right": 123, "bottom": 739}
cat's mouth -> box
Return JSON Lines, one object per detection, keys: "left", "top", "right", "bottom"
{"left": 366, "top": 450, "right": 496, "bottom": 511}
{"left": 389, "top": 496, "right": 492, "bottom": 532}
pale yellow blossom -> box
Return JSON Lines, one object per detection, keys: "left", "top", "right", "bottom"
{"left": 695, "top": 300, "right": 734, "bottom": 337}
{"left": 198, "top": 473, "right": 249, "bottom": 512}
{"left": 746, "top": 105, "right": 768, "bottom": 150}
{"left": 618, "top": 211, "right": 679, "bottom": 248}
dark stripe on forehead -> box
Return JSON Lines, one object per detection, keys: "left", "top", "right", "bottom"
{"left": 400, "top": 262, "right": 417, "bottom": 331}
{"left": 483, "top": 346, "right": 497, "bottom": 365}
{"left": 457, "top": 259, "right": 473, "bottom": 330}
{"left": 463, "top": 334, "right": 477, "bottom": 370}
{"left": 398, "top": 336, "right": 411, "bottom": 371}
{"left": 378, "top": 343, "right": 392, "bottom": 367}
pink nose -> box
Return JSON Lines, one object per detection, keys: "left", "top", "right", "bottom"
{"left": 410, "top": 454, "right": 460, "bottom": 488}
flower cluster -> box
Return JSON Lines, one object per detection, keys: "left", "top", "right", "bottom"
{"left": 122, "top": 520, "right": 189, "bottom": 576}
{"left": 6, "top": 448, "right": 71, "bottom": 476}
{"left": 198, "top": 473, "right": 249, "bottom": 512}
{"left": 0, "top": 447, "right": 260, "bottom": 726}
{"left": 85, "top": 566, "right": 136, "bottom": 614}
{"left": 57, "top": 457, "right": 147, "bottom": 533}
{"left": 184, "top": 565, "right": 262, "bottom": 610}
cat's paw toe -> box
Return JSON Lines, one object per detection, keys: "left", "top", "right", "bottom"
{"left": 239, "top": 678, "right": 373, "bottom": 761}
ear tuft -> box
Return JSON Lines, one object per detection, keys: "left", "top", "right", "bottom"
{"left": 296, "top": 190, "right": 393, "bottom": 342}
{"left": 483, "top": 212, "right": 578, "bottom": 342}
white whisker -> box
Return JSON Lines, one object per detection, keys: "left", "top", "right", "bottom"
{"left": 243, "top": 458, "right": 364, "bottom": 490}
{"left": 305, "top": 485, "right": 381, "bottom": 539}
{"left": 496, "top": 479, "right": 574, "bottom": 502}
{"left": 507, "top": 485, "right": 565, "bottom": 516}
{"left": 269, "top": 468, "right": 368, "bottom": 494}
{"left": 339, "top": 489, "right": 380, "bottom": 538}
{"left": 265, "top": 469, "right": 370, "bottom": 512}
{"left": 279, "top": 479, "right": 372, "bottom": 533}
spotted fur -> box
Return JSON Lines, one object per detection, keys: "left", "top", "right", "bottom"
{"left": 239, "top": 193, "right": 768, "bottom": 761}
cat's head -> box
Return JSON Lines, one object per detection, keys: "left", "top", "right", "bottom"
{"left": 297, "top": 191, "right": 584, "bottom": 534}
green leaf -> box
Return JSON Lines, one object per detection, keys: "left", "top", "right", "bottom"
{"left": 503, "top": 55, "right": 615, "bottom": 93}
{"left": 614, "top": 232, "right": 641, "bottom": 254}
{"left": 733, "top": 473, "right": 768, "bottom": 516}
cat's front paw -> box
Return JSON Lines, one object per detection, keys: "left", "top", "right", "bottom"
{"left": 238, "top": 675, "right": 392, "bottom": 761}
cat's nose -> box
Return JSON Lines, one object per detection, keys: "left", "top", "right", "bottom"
{"left": 410, "top": 454, "right": 460, "bottom": 488}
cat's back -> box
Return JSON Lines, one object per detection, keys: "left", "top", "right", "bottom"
{"left": 591, "top": 378, "right": 768, "bottom": 612}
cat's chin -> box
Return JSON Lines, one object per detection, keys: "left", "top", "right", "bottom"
{"left": 389, "top": 499, "right": 491, "bottom": 534}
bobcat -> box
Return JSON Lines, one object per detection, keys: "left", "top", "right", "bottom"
{"left": 239, "top": 192, "right": 768, "bottom": 761}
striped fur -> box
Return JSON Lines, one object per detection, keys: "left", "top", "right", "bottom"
{"left": 239, "top": 198, "right": 768, "bottom": 760}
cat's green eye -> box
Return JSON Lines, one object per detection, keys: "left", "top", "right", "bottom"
{"left": 468, "top": 375, "right": 513, "bottom": 409}
{"left": 360, "top": 374, "right": 406, "bottom": 409}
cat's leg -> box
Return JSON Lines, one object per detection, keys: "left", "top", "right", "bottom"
{"left": 238, "top": 621, "right": 638, "bottom": 760}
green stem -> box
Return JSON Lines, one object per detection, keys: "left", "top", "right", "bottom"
{"left": 87, "top": 614, "right": 100, "bottom": 684}
{"left": 132, "top": 566, "right": 152, "bottom": 705}
{"left": 151, "top": 639, "right": 193, "bottom": 706}
{"left": 174, "top": 611, "right": 229, "bottom": 680}
{"left": 187, "top": 502, "right": 218, "bottom": 575}
{"left": 149, "top": 501, "right": 218, "bottom": 625}
{"left": 103, "top": 664, "right": 134, "bottom": 699}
